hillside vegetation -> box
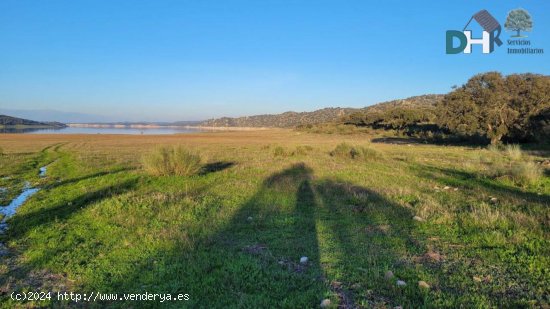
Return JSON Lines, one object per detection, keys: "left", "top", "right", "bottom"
{"left": 200, "top": 95, "right": 443, "bottom": 129}
{"left": 200, "top": 107, "right": 361, "bottom": 128}
{"left": 0, "top": 115, "right": 66, "bottom": 128}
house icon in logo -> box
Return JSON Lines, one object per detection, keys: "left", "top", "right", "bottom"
{"left": 446, "top": 10, "right": 503, "bottom": 54}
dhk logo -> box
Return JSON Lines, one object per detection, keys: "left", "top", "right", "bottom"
{"left": 446, "top": 10, "right": 503, "bottom": 54}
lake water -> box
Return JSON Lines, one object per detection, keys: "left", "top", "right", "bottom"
{"left": 1, "top": 127, "right": 204, "bottom": 135}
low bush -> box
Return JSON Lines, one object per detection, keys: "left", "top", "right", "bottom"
{"left": 142, "top": 145, "right": 201, "bottom": 176}
{"left": 479, "top": 145, "right": 542, "bottom": 185}
{"left": 330, "top": 143, "right": 381, "bottom": 160}
{"left": 273, "top": 146, "right": 287, "bottom": 157}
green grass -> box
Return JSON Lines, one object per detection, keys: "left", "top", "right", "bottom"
{"left": 0, "top": 132, "right": 548, "bottom": 308}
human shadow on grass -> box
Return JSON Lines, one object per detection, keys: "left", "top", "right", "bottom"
{"left": 100, "top": 163, "right": 426, "bottom": 308}
{"left": 95, "top": 163, "right": 323, "bottom": 308}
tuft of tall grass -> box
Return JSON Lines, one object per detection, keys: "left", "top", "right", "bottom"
{"left": 330, "top": 143, "right": 381, "bottom": 160}
{"left": 479, "top": 144, "right": 542, "bottom": 186}
{"left": 142, "top": 145, "right": 201, "bottom": 176}
{"left": 273, "top": 146, "right": 287, "bottom": 157}
{"left": 505, "top": 144, "right": 523, "bottom": 161}
{"left": 509, "top": 161, "right": 542, "bottom": 185}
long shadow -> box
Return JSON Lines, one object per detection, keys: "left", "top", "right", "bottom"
{"left": 313, "top": 179, "right": 424, "bottom": 307}
{"left": 412, "top": 164, "right": 549, "bottom": 205}
{"left": 199, "top": 161, "right": 236, "bottom": 176}
{"left": 43, "top": 167, "right": 135, "bottom": 190}
{"left": 0, "top": 177, "right": 140, "bottom": 296}
{"left": 6, "top": 178, "right": 139, "bottom": 239}
{"left": 96, "top": 163, "right": 323, "bottom": 308}
{"left": 371, "top": 136, "right": 486, "bottom": 147}
{"left": 96, "top": 163, "right": 427, "bottom": 308}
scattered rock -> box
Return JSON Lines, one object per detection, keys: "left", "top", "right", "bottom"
{"left": 490, "top": 197, "right": 498, "bottom": 203}
{"left": 300, "top": 256, "right": 308, "bottom": 264}
{"left": 418, "top": 281, "right": 430, "bottom": 289}
{"left": 443, "top": 186, "right": 450, "bottom": 190}
{"left": 384, "top": 270, "right": 394, "bottom": 280}
{"left": 434, "top": 186, "right": 440, "bottom": 190}
{"left": 453, "top": 187, "right": 459, "bottom": 191}
{"left": 350, "top": 283, "right": 361, "bottom": 290}
{"left": 320, "top": 299, "right": 331, "bottom": 308}
{"left": 247, "top": 216, "right": 253, "bottom": 221}
{"left": 396, "top": 280, "right": 407, "bottom": 287}
{"left": 473, "top": 276, "right": 482, "bottom": 282}
{"left": 413, "top": 216, "right": 424, "bottom": 222}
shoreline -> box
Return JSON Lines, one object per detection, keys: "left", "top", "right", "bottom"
{"left": 67, "top": 124, "right": 274, "bottom": 131}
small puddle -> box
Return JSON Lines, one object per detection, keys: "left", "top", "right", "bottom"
{"left": 0, "top": 186, "right": 39, "bottom": 231}
{"left": 0, "top": 166, "right": 46, "bottom": 232}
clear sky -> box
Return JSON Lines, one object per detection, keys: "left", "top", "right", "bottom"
{"left": 1, "top": 0, "right": 549, "bottom": 122}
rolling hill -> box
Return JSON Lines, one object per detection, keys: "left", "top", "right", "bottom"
{"left": 198, "top": 94, "right": 444, "bottom": 128}
{"left": 0, "top": 115, "right": 66, "bottom": 128}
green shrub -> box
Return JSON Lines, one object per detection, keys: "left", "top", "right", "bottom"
{"left": 330, "top": 143, "right": 381, "bottom": 160}
{"left": 273, "top": 146, "right": 287, "bottom": 157}
{"left": 142, "top": 145, "right": 201, "bottom": 176}
{"left": 330, "top": 143, "right": 355, "bottom": 158}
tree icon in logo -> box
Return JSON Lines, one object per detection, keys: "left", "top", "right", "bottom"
{"left": 504, "top": 8, "right": 533, "bottom": 38}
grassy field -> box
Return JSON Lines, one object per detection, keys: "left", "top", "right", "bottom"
{"left": 0, "top": 130, "right": 549, "bottom": 308}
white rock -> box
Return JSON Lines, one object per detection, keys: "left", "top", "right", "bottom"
{"left": 413, "top": 216, "right": 424, "bottom": 222}
{"left": 443, "top": 186, "right": 450, "bottom": 190}
{"left": 300, "top": 256, "right": 308, "bottom": 264}
{"left": 320, "top": 299, "right": 331, "bottom": 308}
{"left": 247, "top": 216, "right": 253, "bottom": 221}
{"left": 396, "top": 280, "right": 406, "bottom": 287}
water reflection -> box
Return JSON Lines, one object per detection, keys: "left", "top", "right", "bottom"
{"left": 1, "top": 127, "right": 204, "bottom": 135}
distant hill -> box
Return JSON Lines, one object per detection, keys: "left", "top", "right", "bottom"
{"left": 198, "top": 94, "right": 444, "bottom": 128}
{"left": 360, "top": 94, "right": 443, "bottom": 114}
{"left": 0, "top": 115, "right": 66, "bottom": 128}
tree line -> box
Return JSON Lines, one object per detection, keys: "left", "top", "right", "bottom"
{"left": 342, "top": 72, "right": 550, "bottom": 144}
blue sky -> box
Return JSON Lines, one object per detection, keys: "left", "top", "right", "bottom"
{"left": 1, "top": 0, "right": 549, "bottom": 122}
